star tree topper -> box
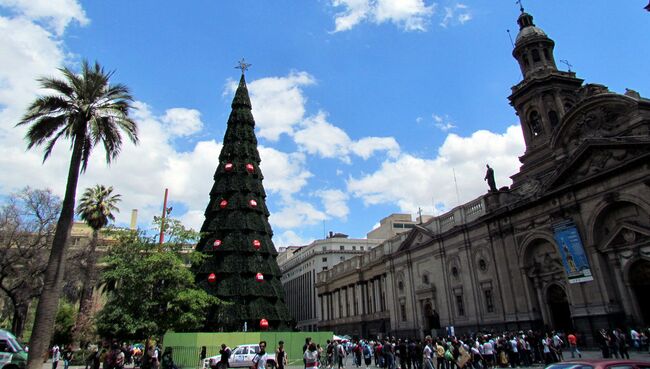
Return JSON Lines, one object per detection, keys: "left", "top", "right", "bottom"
{"left": 235, "top": 58, "right": 252, "bottom": 75}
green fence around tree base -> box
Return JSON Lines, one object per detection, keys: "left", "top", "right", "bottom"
{"left": 164, "top": 331, "right": 334, "bottom": 369}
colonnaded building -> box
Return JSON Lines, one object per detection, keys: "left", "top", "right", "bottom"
{"left": 316, "top": 9, "right": 650, "bottom": 345}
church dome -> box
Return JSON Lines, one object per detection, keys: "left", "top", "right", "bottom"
{"left": 515, "top": 11, "right": 548, "bottom": 45}
{"left": 516, "top": 25, "right": 547, "bottom": 44}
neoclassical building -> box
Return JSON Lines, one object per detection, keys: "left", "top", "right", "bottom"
{"left": 316, "top": 9, "right": 650, "bottom": 345}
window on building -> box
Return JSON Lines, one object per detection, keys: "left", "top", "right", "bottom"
{"left": 532, "top": 49, "right": 541, "bottom": 62}
{"left": 322, "top": 257, "right": 327, "bottom": 263}
{"left": 322, "top": 246, "right": 327, "bottom": 251}
{"left": 352, "top": 246, "right": 356, "bottom": 250}
{"left": 451, "top": 266, "right": 459, "bottom": 278}
{"left": 400, "top": 302, "right": 407, "bottom": 322}
{"left": 340, "top": 256, "right": 345, "bottom": 261}
{"left": 322, "top": 266, "right": 328, "bottom": 271}
{"left": 456, "top": 294, "right": 465, "bottom": 316}
{"left": 403, "top": 224, "right": 415, "bottom": 229}
{"left": 478, "top": 259, "right": 487, "bottom": 272}
{"left": 398, "top": 281, "right": 404, "bottom": 291}
{"left": 340, "top": 245, "right": 345, "bottom": 250}
{"left": 361, "top": 246, "right": 364, "bottom": 251}
{"left": 423, "top": 274, "right": 430, "bottom": 285}
{"left": 549, "top": 110, "right": 559, "bottom": 127}
{"left": 484, "top": 289, "right": 494, "bottom": 313}
{"left": 543, "top": 48, "right": 549, "bottom": 61}
{"left": 529, "top": 110, "right": 542, "bottom": 137}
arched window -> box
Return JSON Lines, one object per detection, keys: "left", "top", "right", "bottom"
{"left": 523, "top": 54, "right": 530, "bottom": 67}
{"left": 543, "top": 48, "right": 550, "bottom": 61}
{"left": 532, "top": 49, "right": 541, "bottom": 62}
{"left": 529, "top": 110, "right": 543, "bottom": 137}
{"left": 549, "top": 110, "right": 559, "bottom": 127}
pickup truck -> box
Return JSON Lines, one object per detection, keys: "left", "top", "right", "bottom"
{"left": 203, "top": 344, "right": 276, "bottom": 369}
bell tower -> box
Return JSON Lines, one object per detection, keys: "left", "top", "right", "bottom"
{"left": 508, "top": 7, "right": 584, "bottom": 187}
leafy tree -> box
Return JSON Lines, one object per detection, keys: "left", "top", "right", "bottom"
{"left": 17, "top": 60, "right": 138, "bottom": 369}
{"left": 72, "top": 185, "right": 121, "bottom": 344}
{"left": 96, "top": 219, "right": 218, "bottom": 342}
{"left": 0, "top": 187, "right": 60, "bottom": 339}
{"left": 52, "top": 299, "right": 76, "bottom": 347}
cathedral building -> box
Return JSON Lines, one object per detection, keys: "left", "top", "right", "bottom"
{"left": 316, "top": 9, "right": 650, "bottom": 345}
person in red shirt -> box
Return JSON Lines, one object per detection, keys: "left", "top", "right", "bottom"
{"left": 567, "top": 333, "right": 581, "bottom": 358}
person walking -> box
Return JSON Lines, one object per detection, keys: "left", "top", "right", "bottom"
{"left": 253, "top": 341, "right": 269, "bottom": 369}
{"left": 62, "top": 345, "right": 74, "bottom": 369}
{"left": 566, "top": 333, "right": 581, "bottom": 359}
{"left": 305, "top": 343, "right": 320, "bottom": 369}
{"left": 51, "top": 345, "right": 61, "bottom": 369}
{"left": 422, "top": 337, "right": 434, "bottom": 369}
{"left": 277, "top": 341, "right": 288, "bottom": 369}
{"left": 220, "top": 344, "right": 232, "bottom": 369}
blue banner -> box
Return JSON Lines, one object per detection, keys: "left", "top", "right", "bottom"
{"left": 552, "top": 220, "right": 593, "bottom": 283}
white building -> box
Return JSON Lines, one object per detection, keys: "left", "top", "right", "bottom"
{"left": 279, "top": 232, "right": 384, "bottom": 331}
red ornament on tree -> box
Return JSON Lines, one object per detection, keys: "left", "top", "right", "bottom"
{"left": 246, "top": 163, "right": 255, "bottom": 173}
{"left": 208, "top": 273, "right": 217, "bottom": 284}
{"left": 224, "top": 163, "right": 233, "bottom": 172}
{"left": 260, "top": 318, "right": 269, "bottom": 329}
{"left": 255, "top": 273, "right": 264, "bottom": 282}
{"left": 220, "top": 200, "right": 228, "bottom": 209}
{"left": 249, "top": 199, "right": 257, "bottom": 208}
{"left": 252, "top": 239, "right": 261, "bottom": 250}
{"left": 213, "top": 239, "right": 222, "bottom": 249}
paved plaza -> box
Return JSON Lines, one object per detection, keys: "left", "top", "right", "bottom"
{"left": 45, "top": 350, "right": 650, "bottom": 369}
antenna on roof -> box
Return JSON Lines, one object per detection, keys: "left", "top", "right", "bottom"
{"left": 560, "top": 59, "right": 573, "bottom": 72}
{"left": 452, "top": 168, "right": 461, "bottom": 206}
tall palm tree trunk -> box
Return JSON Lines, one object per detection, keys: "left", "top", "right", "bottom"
{"left": 72, "top": 229, "right": 99, "bottom": 346}
{"left": 27, "top": 135, "right": 84, "bottom": 369}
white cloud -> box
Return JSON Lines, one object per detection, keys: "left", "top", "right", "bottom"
{"left": 347, "top": 125, "right": 525, "bottom": 213}
{"left": 331, "top": 0, "right": 435, "bottom": 32}
{"left": 351, "top": 137, "right": 400, "bottom": 159}
{"left": 294, "top": 111, "right": 352, "bottom": 161}
{"left": 440, "top": 3, "right": 471, "bottom": 28}
{"left": 161, "top": 108, "right": 204, "bottom": 137}
{"left": 433, "top": 114, "right": 457, "bottom": 131}
{"left": 257, "top": 147, "right": 312, "bottom": 199}
{"left": 316, "top": 189, "right": 350, "bottom": 218}
{"left": 273, "top": 230, "right": 314, "bottom": 248}
{"left": 294, "top": 111, "right": 401, "bottom": 162}
{"left": 269, "top": 198, "right": 328, "bottom": 229}
{"left": 0, "top": 0, "right": 88, "bottom": 35}
{"left": 225, "top": 71, "right": 316, "bottom": 141}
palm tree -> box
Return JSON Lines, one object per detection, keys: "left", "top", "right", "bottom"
{"left": 72, "top": 184, "right": 121, "bottom": 344}
{"left": 17, "top": 61, "right": 138, "bottom": 369}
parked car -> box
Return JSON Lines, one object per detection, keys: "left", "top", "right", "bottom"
{"left": 0, "top": 330, "right": 27, "bottom": 369}
{"left": 203, "top": 344, "right": 276, "bottom": 369}
{"left": 545, "top": 359, "right": 650, "bottom": 369}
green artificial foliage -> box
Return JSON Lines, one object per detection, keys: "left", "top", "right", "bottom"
{"left": 194, "top": 74, "right": 293, "bottom": 331}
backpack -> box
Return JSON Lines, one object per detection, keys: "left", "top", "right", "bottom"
{"left": 363, "top": 345, "right": 371, "bottom": 358}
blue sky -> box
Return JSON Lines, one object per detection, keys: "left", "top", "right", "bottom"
{"left": 0, "top": 0, "right": 648, "bottom": 247}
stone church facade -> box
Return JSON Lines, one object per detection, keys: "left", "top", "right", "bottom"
{"left": 316, "top": 10, "right": 650, "bottom": 345}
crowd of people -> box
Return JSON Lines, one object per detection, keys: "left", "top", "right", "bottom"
{"left": 296, "top": 328, "right": 650, "bottom": 369}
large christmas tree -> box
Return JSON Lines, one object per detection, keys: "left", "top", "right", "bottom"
{"left": 194, "top": 65, "right": 293, "bottom": 331}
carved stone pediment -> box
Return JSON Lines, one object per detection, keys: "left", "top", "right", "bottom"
{"left": 552, "top": 95, "right": 637, "bottom": 150}
{"left": 544, "top": 139, "right": 650, "bottom": 190}
{"left": 598, "top": 223, "right": 650, "bottom": 253}
{"left": 397, "top": 225, "right": 436, "bottom": 252}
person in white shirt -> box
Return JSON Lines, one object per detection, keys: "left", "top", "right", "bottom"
{"left": 253, "top": 341, "right": 270, "bottom": 369}
{"left": 423, "top": 336, "right": 434, "bottom": 369}
{"left": 52, "top": 345, "right": 61, "bottom": 369}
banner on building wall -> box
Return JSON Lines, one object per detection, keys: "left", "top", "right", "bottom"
{"left": 552, "top": 220, "right": 593, "bottom": 283}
